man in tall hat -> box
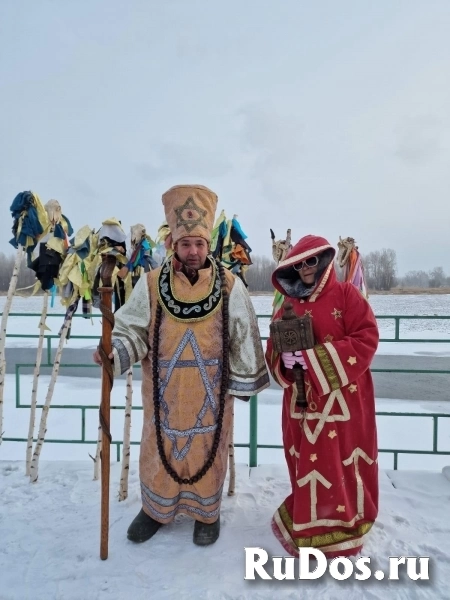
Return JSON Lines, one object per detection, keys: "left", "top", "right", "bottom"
{"left": 94, "top": 184, "right": 269, "bottom": 546}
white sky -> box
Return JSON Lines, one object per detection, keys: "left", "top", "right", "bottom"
{"left": 1, "top": 0, "right": 450, "bottom": 274}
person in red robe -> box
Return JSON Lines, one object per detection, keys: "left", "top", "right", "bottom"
{"left": 266, "top": 234, "right": 379, "bottom": 558}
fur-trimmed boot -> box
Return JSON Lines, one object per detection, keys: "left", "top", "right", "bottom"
{"left": 127, "top": 509, "right": 163, "bottom": 543}
{"left": 193, "top": 517, "right": 220, "bottom": 546}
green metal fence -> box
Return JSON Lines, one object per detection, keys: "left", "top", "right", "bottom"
{"left": 2, "top": 312, "right": 450, "bottom": 469}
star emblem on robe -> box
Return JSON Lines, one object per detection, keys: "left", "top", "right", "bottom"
{"left": 331, "top": 308, "right": 342, "bottom": 319}
{"left": 324, "top": 334, "right": 334, "bottom": 343}
{"left": 328, "top": 430, "right": 337, "bottom": 439}
{"left": 304, "top": 310, "right": 313, "bottom": 317}
{"left": 347, "top": 356, "right": 357, "bottom": 365}
{"left": 157, "top": 329, "right": 221, "bottom": 460}
{"left": 336, "top": 505, "right": 346, "bottom": 513}
{"left": 348, "top": 384, "right": 358, "bottom": 393}
{"left": 309, "top": 453, "right": 318, "bottom": 462}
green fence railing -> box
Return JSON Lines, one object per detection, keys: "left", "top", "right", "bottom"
{"left": 2, "top": 312, "right": 450, "bottom": 469}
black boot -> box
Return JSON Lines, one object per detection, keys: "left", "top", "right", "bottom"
{"left": 127, "top": 508, "right": 163, "bottom": 543}
{"left": 193, "top": 517, "right": 220, "bottom": 546}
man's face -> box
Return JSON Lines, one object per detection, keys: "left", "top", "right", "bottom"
{"left": 175, "top": 236, "right": 209, "bottom": 270}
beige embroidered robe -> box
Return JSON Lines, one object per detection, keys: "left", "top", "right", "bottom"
{"left": 111, "top": 259, "right": 269, "bottom": 524}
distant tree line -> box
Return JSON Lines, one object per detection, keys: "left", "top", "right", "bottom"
{"left": 0, "top": 250, "right": 448, "bottom": 293}
{"left": 397, "top": 266, "right": 450, "bottom": 289}
{"left": 0, "top": 253, "right": 37, "bottom": 292}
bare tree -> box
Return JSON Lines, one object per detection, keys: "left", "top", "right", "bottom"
{"left": 428, "top": 266, "right": 446, "bottom": 288}
{"left": 245, "top": 255, "right": 277, "bottom": 292}
{"left": 399, "top": 270, "right": 430, "bottom": 288}
{"left": 0, "top": 253, "right": 37, "bottom": 292}
{"left": 364, "top": 248, "right": 397, "bottom": 291}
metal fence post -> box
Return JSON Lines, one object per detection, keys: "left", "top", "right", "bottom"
{"left": 249, "top": 394, "right": 258, "bottom": 467}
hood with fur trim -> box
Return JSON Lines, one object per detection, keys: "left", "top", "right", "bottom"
{"left": 272, "top": 234, "right": 336, "bottom": 300}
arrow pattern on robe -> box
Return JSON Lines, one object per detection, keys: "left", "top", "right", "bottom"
{"left": 297, "top": 469, "right": 332, "bottom": 522}
{"left": 342, "top": 447, "right": 375, "bottom": 517}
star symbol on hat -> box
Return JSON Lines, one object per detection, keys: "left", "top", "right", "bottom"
{"left": 328, "top": 430, "right": 337, "bottom": 439}
{"left": 175, "top": 197, "right": 207, "bottom": 233}
{"left": 309, "top": 453, "right": 318, "bottom": 463}
{"left": 331, "top": 308, "right": 342, "bottom": 319}
{"left": 324, "top": 334, "right": 334, "bottom": 343}
{"left": 336, "top": 505, "right": 346, "bottom": 513}
{"left": 347, "top": 356, "right": 357, "bottom": 366}
{"left": 348, "top": 384, "right": 358, "bottom": 393}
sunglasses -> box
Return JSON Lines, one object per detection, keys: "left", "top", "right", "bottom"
{"left": 293, "top": 255, "right": 319, "bottom": 271}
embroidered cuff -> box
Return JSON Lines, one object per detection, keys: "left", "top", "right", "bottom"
{"left": 112, "top": 338, "right": 131, "bottom": 375}
{"left": 227, "top": 371, "right": 270, "bottom": 396}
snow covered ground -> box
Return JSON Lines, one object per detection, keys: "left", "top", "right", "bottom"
{"left": 1, "top": 460, "right": 450, "bottom": 599}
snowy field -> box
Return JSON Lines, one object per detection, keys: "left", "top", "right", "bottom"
{"left": 1, "top": 294, "right": 449, "bottom": 357}
{"left": 1, "top": 460, "right": 450, "bottom": 600}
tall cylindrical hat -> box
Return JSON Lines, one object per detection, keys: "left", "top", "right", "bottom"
{"left": 162, "top": 184, "right": 218, "bottom": 244}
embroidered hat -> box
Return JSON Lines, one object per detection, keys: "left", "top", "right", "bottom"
{"left": 162, "top": 184, "right": 218, "bottom": 244}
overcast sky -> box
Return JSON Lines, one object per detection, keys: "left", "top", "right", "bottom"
{"left": 1, "top": 0, "right": 449, "bottom": 274}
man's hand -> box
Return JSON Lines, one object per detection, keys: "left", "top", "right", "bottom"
{"left": 93, "top": 349, "right": 114, "bottom": 366}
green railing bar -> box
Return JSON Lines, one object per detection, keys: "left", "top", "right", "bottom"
{"left": 375, "top": 411, "right": 450, "bottom": 417}
{"left": 255, "top": 314, "right": 450, "bottom": 320}
{"left": 14, "top": 362, "right": 450, "bottom": 375}
{"left": 6, "top": 334, "right": 99, "bottom": 339}
{"left": 81, "top": 408, "right": 86, "bottom": 442}
{"left": 249, "top": 395, "right": 258, "bottom": 467}
{"left": 1, "top": 313, "right": 102, "bottom": 318}
{"left": 374, "top": 315, "right": 450, "bottom": 320}
{"left": 5, "top": 312, "right": 449, "bottom": 320}
{"left": 377, "top": 339, "right": 450, "bottom": 343}
{"left": 371, "top": 369, "right": 450, "bottom": 374}
{"left": 17, "top": 404, "right": 144, "bottom": 410}
{"left": 394, "top": 317, "right": 400, "bottom": 340}
{"left": 47, "top": 336, "right": 51, "bottom": 364}
{"left": 259, "top": 336, "right": 450, "bottom": 342}
{"left": 433, "top": 416, "right": 438, "bottom": 453}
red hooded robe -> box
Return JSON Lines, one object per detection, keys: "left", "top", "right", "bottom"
{"left": 266, "top": 235, "right": 379, "bottom": 558}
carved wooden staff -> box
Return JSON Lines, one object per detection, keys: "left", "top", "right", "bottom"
{"left": 97, "top": 254, "right": 116, "bottom": 560}
{"left": 269, "top": 302, "right": 315, "bottom": 408}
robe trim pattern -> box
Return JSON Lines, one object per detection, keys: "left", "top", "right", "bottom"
{"left": 157, "top": 256, "right": 222, "bottom": 323}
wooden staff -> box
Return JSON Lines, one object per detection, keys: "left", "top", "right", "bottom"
{"left": 97, "top": 254, "right": 116, "bottom": 560}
